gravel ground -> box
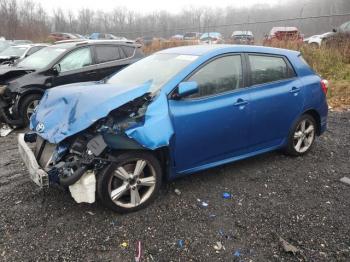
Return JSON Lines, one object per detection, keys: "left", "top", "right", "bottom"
{"left": 0, "top": 111, "right": 349, "bottom": 262}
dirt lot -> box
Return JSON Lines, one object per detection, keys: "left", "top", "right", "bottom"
{"left": 0, "top": 111, "right": 349, "bottom": 262}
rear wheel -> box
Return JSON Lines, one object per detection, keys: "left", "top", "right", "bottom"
{"left": 285, "top": 114, "right": 316, "bottom": 156}
{"left": 97, "top": 151, "right": 162, "bottom": 213}
{"left": 19, "top": 94, "right": 42, "bottom": 127}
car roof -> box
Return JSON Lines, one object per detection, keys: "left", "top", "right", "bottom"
{"left": 53, "top": 39, "right": 138, "bottom": 48}
{"left": 233, "top": 31, "right": 253, "bottom": 36}
{"left": 158, "top": 44, "right": 300, "bottom": 57}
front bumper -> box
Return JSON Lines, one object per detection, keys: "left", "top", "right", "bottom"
{"left": 18, "top": 133, "right": 49, "bottom": 187}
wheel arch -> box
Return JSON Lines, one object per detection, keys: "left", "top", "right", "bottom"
{"left": 302, "top": 109, "right": 321, "bottom": 135}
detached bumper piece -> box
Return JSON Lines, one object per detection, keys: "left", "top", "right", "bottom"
{"left": 18, "top": 133, "right": 49, "bottom": 187}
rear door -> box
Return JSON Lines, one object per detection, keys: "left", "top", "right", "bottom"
{"left": 246, "top": 53, "right": 304, "bottom": 150}
{"left": 52, "top": 46, "right": 99, "bottom": 86}
{"left": 93, "top": 45, "right": 134, "bottom": 79}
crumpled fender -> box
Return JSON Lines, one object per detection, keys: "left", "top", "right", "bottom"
{"left": 125, "top": 92, "right": 174, "bottom": 150}
{"left": 30, "top": 82, "right": 151, "bottom": 144}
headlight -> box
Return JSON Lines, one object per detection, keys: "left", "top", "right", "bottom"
{"left": 0, "top": 85, "right": 7, "bottom": 95}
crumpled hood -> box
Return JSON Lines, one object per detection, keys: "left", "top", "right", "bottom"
{"left": 0, "top": 65, "right": 35, "bottom": 82}
{"left": 30, "top": 82, "right": 151, "bottom": 144}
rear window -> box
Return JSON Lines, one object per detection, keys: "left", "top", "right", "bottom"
{"left": 248, "top": 55, "right": 296, "bottom": 85}
{"left": 95, "top": 45, "right": 121, "bottom": 63}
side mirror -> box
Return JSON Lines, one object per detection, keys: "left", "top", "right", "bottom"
{"left": 333, "top": 28, "right": 337, "bottom": 33}
{"left": 52, "top": 64, "right": 61, "bottom": 75}
{"left": 177, "top": 81, "right": 199, "bottom": 98}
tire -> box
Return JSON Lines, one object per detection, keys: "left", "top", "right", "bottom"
{"left": 285, "top": 114, "right": 317, "bottom": 156}
{"left": 18, "top": 94, "right": 42, "bottom": 127}
{"left": 97, "top": 151, "right": 162, "bottom": 213}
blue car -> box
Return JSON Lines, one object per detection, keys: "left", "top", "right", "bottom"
{"left": 18, "top": 45, "right": 328, "bottom": 213}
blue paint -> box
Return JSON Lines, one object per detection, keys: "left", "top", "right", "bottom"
{"left": 30, "top": 45, "right": 327, "bottom": 181}
{"left": 222, "top": 192, "right": 232, "bottom": 199}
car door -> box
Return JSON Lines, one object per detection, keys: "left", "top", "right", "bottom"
{"left": 246, "top": 54, "right": 304, "bottom": 149}
{"left": 52, "top": 46, "right": 99, "bottom": 87}
{"left": 93, "top": 45, "right": 135, "bottom": 80}
{"left": 168, "top": 54, "right": 252, "bottom": 173}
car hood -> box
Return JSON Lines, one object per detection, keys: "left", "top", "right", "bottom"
{"left": 0, "top": 65, "right": 35, "bottom": 82}
{"left": 30, "top": 82, "right": 152, "bottom": 144}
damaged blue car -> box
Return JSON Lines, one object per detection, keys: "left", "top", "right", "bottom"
{"left": 18, "top": 45, "right": 328, "bottom": 213}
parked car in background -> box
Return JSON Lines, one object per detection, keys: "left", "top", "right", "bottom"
{"left": 9, "top": 40, "right": 33, "bottom": 45}
{"left": 170, "top": 34, "right": 184, "bottom": 40}
{"left": 199, "top": 32, "right": 224, "bottom": 44}
{"left": 18, "top": 45, "right": 328, "bottom": 213}
{"left": 135, "top": 36, "right": 155, "bottom": 46}
{"left": 231, "top": 31, "right": 254, "bottom": 45}
{"left": 89, "top": 33, "right": 127, "bottom": 41}
{"left": 0, "top": 44, "right": 49, "bottom": 65}
{"left": 304, "top": 32, "right": 334, "bottom": 47}
{"left": 49, "top": 32, "right": 78, "bottom": 42}
{"left": 0, "top": 40, "right": 144, "bottom": 127}
{"left": 183, "top": 32, "right": 201, "bottom": 40}
{"left": 323, "top": 20, "right": 350, "bottom": 47}
{"left": 264, "top": 27, "right": 303, "bottom": 45}
{"left": 0, "top": 41, "right": 11, "bottom": 53}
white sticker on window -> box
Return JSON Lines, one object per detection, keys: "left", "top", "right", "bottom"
{"left": 176, "top": 55, "right": 198, "bottom": 61}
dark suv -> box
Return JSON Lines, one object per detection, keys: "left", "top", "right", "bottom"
{"left": 0, "top": 40, "right": 144, "bottom": 127}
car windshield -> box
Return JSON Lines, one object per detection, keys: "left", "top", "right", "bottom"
{"left": 0, "top": 46, "right": 27, "bottom": 57}
{"left": 107, "top": 53, "right": 198, "bottom": 92}
{"left": 0, "top": 42, "right": 10, "bottom": 53}
{"left": 17, "top": 46, "right": 67, "bottom": 69}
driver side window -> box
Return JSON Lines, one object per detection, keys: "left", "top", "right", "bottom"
{"left": 187, "top": 55, "right": 243, "bottom": 98}
{"left": 59, "top": 47, "right": 92, "bottom": 72}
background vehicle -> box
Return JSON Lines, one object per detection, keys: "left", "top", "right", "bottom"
{"left": 0, "top": 40, "right": 144, "bottom": 127}
{"left": 170, "top": 34, "right": 184, "bottom": 40}
{"left": 199, "top": 32, "right": 224, "bottom": 44}
{"left": 183, "top": 32, "right": 201, "bottom": 40}
{"left": 19, "top": 45, "right": 328, "bottom": 213}
{"left": 49, "top": 32, "right": 78, "bottom": 42}
{"left": 0, "top": 41, "right": 11, "bottom": 53}
{"left": 304, "top": 32, "right": 334, "bottom": 47}
{"left": 135, "top": 36, "right": 155, "bottom": 46}
{"left": 89, "top": 33, "right": 127, "bottom": 40}
{"left": 231, "top": 31, "right": 254, "bottom": 45}
{"left": 323, "top": 20, "right": 350, "bottom": 47}
{"left": 264, "top": 27, "right": 303, "bottom": 45}
{"left": 0, "top": 44, "right": 49, "bottom": 65}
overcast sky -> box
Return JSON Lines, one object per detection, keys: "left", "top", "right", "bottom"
{"left": 33, "top": 0, "right": 285, "bottom": 14}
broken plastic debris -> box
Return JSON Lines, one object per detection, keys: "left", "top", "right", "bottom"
{"left": 174, "top": 188, "right": 181, "bottom": 196}
{"left": 0, "top": 125, "right": 13, "bottom": 137}
{"left": 340, "top": 176, "right": 350, "bottom": 186}
{"left": 87, "top": 211, "right": 95, "bottom": 216}
{"left": 121, "top": 242, "right": 129, "bottom": 248}
{"left": 135, "top": 241, "right": 142, "bottom": 262}
{"left": 213, "top": 241, "right": 224, "bottom": 252}
{"left": 222, "top": 192, "right": 232, "bottom": 199}
{"left": 279, "top": 237, "right": 299, "bottom": 254}
{"left": 178, "top": 240, "right": 184, "bottom": 248}
{"left": 233, "top": 250, "right": 241, "bottom": 257}
{"left": 201, "top": 201, "right": 209, "bottom": 207}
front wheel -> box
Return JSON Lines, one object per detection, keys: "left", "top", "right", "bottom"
{"left": 285, "top": 114, "right": 317, "bottom": 156}
{"left": 19, "top": 94, "right": 42, "bottom": 127}
{"left": 97, "top": 151, "right": 162, "bottom": 213}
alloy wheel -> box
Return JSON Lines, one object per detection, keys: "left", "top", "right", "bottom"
{"left": 293, "top": 119, "right": 315, "bottom": 153}
{"left": 26, "top": 99, "right": 40, "bottom": 120}
{"left": 108, "top": 159, "right": 157, "bottom": 208}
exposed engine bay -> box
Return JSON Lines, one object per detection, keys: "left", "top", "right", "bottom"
{"left": 23, "top": 94, "right": 152, "bottom": 202}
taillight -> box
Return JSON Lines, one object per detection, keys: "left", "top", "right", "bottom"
{"left": 321, "top": 79, "right": 329, "bottom": 95}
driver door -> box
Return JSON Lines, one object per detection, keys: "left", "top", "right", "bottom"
{"left": 168, "top": 54, "right": 252, "bottom": 174}
{"left": 52, "top": 46, "right": 98, "bottom": 87}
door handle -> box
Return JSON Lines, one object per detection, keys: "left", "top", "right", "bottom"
{"left": 233, "top": 98, "right": 249, "bottom": 107}
{"left": 289, "top": 87, "right": 301, "bottom": 93}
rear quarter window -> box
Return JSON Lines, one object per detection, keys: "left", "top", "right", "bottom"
{"left": 95, "top": 45, "right": 122, "bottom": 63}
{"left": 121, "top": 46, "right": 135, "bottom": 58}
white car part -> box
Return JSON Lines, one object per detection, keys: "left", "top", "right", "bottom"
{"left": 69, "top": 170, "right": 96, "bottom": 203}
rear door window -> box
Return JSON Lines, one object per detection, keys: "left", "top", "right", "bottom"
{"left": 95, "top": 45, "right": 122, "bottom": 63}
{"left": 248, "top": 55, "right": 295, "bottom": 85}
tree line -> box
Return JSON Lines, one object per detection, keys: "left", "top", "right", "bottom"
{"left": 0, "top": 0, "right": 349, "bottom": 41}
